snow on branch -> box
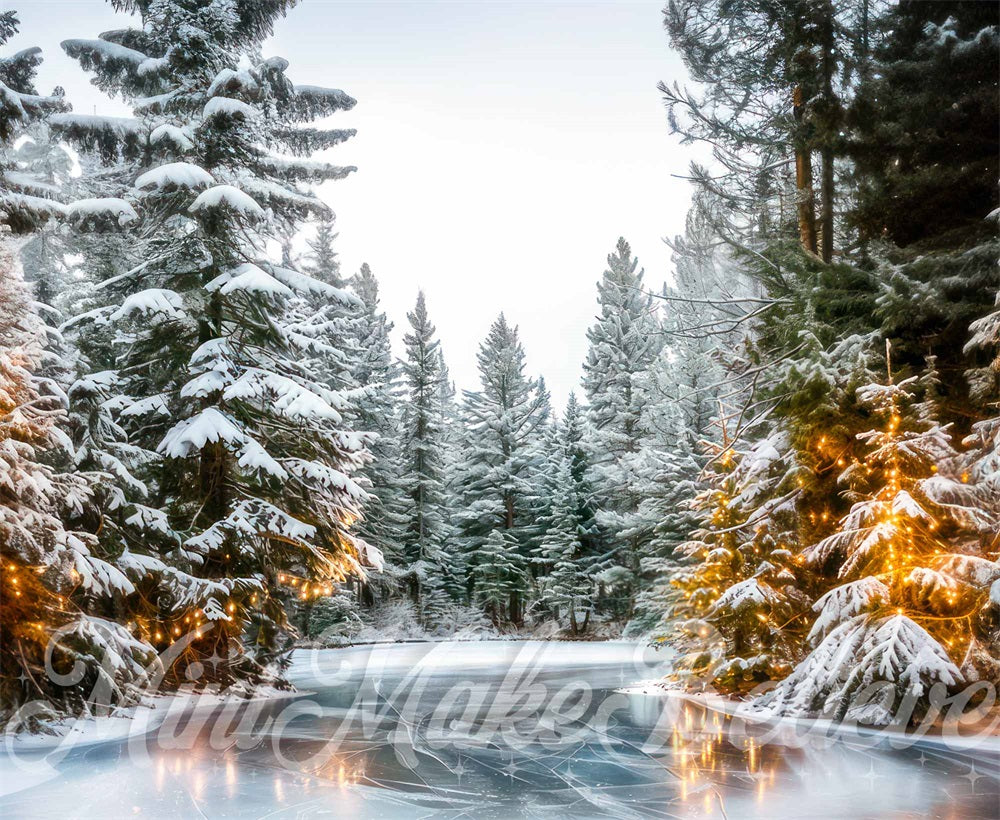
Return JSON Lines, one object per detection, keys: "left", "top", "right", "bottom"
{"left": 188, "top": 184, "right": 264, "bottom": 219}
{"left": 223, "top": 367, "right": 345, "bottom": 421}
{"left": 66, "top": 197, "right": 138, "bottom": 229}
{"left": 135, "top": 161, "right": 215, "bottom": 192}
{"left": 205, "top": 262, "right": 293, "bottom": 299}
{"left": 286, "top": 85, "right": 357, "bottom": 122}
{"left": 158, "top": 407, "right": 247, "bottom": 459}
{"left": 110, "top": 288, "right": 185, "bottom": 322}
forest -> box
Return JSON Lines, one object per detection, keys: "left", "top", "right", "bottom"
{"left": 0, "top": 0, "right": 997, "bottom": 741}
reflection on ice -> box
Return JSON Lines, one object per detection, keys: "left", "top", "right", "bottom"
{"left": 0, "top": 641, "right": 997, "bottom": 818}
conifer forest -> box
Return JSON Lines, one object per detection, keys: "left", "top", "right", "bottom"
{"left": 0, "top": 1, "right": 997, "bottom": 818}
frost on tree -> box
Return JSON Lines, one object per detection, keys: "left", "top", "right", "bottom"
{"left": 1, "top": 241, "right": 157, "bottom": 723}
{"left": 0, "top": 11, "right": 69, "bottom": 233}
{"left": 583, "top": 237, "right": 662, "bottom": 610}
{"left": 0, "top": 11, "right": 159, "bottom": 726}
{"left": 665, "top": 428, "right": 805, "bottom": 693}
{"left": 456, "top": 314, "right": 549, "bottom": 627}
{"left": 765, "top": 377, "right": 999, "bottom": 720}
{"left": 347, "top": 264, "right": 408, "bottom": 587}
{"left": 57, "top": 0, "right": 374, "bottom": 683}
{"left": 535, "top": 452, "right": 594, "bottom": 634}
{"left": 399, "top": 291, "right": 458, "bottom": 618}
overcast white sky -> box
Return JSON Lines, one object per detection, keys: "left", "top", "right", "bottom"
{"left": 9, "top": 0, "right": 699, "bottom": 410}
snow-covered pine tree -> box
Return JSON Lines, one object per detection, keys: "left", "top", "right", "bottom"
{"left": 0, "top": 15, "right": 157, "bottom": 726}
{"left": 283, "top": 217, "right": 360, "bottom": 432}
{"left": 472, "top": 529, "right": 528, "bottom": 628}
{"left": 0, "top": 11, "right": 68, "bottom": 232}
{"left": 349, "top": 263, "right": 406, "bottom": 576}
{"left": 583, "top": 237, "right": 661, "bottom": 608}
{"left": 1, "top": 237, "right": 156, "bottom": 724}
{"left": 457, "top": 314, "right": 548, "bottom": 626}
{"left": 764, "top": 375, "right": 997, "bottom": 724}
{"left": 56, "top": 0, "right": 377, "bottom": 681}
{"left": 536, "top": 451, "right": 593, "bottom": 634}
{"left": 849, "top": 2, "right": 997, "bottom": 421}
{"left": 0, "top": 10, "right": 77, "bottom": 400}
{"left": 305, "top": 217, "right": 345, "bottom": 287}
{"left": 621, "top": 347, "right": 702, "bottom": 637}
{"left": 666, "top": 425, "right": 805, "bottom": 693}
{"left": 961, "top": 289, "right": 1000, "bottom": 537}
{"left": 13, "top": 129, "right": 74, "bottom": 315}
{"left": 560, "top": 392, "right": 599, "bottom": 552}
{"left": 399, "top": 291, "right": 455, "bottom": 616}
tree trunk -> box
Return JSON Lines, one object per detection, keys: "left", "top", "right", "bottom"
{"left": 793, "top": 85, "right": 818, "bottom": 255}
{"left": 819, "top": 3, "right": 836, "bottom": 263}
{"left": 820, "top": 145, "right": 834, "bottom": 263}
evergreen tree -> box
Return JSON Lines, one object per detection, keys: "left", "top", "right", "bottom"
{"left": 583, "top": 237, "right": 661, "bottom": 605}
{"left": 666, "top": 428, "right": 805, "bottom": 693}
{"left": 663, "top": 0, "right": 861, "bottom": 260}
{"left": 849, "top": 2, "right": 999, "bottom": 248}
{"left": 472, "top": 529, "right": 527, "bottom": 627}
{"left": 305, "top": 217, "right": 345, "bottom": 287}
{"left": 457, "top": 314, "right": 548, "bottom": 626}
{"left": 536, "top": 452, "right": 593, "bottom": 634}
{"left": 399, "top": 291, "right": 454, "bottom": 610}
{"left": 621, "top": 348, "right": 702, "bottom": 636}
{"left": 560, "top": 392, "right": 599, "bottom": 549}
{"left": 0, "top": 10, "right": 68, "bottom": 232}
{"left": 57, "top": 0, "right": 376, "bottom": 681}
{"left": 0, "top": 13, "right": 156, "bottom": 724}
{"left": 350, "top": 263, "right": 406, "bottom": 571}
{"left": 1, "top": 236, "right": 154, "bottom": 722}
{"left": 764, "top": 376, "right": 996, "bottom": 723}
{"left": 287, "top": 215, "right": 359, "bottom": 396}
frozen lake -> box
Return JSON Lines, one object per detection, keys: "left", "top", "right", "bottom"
{"left": 1, "top": 640, "right": 997, "bottom": 818}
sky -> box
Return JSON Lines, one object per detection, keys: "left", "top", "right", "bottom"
{"left": 8, "top": 0, "right": 700, "bottom": 410}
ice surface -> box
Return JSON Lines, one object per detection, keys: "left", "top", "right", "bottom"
{"left": 1, "top": 641, "right": 996, "bottom": 819}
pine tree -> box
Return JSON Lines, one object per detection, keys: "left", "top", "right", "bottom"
{"left": 667, "top": 426, "right": 806, "bottom": 693}
{"left": 0, "top": 10, "right": 68, "bottom": 232}
{"left": 962, "top": 290, "right": 999, "bottom": 539}
{"left": 536, "top": 453, "right": 593, "bottom": 634}
{"left": 349, "top": 263, "right": 406, "bottom": 573}
{"left": 305, "top": 217, "right": 345, "bottom": 287}
{"left": 560, "top": 392, "right": 599, "bottom": 549}
{"left": 0, "top": 12, "right": 157, "bottom": 725}
{"left": 621, "top": 348, "right": 702, "bottom": 637}
{"left": 763, "top": 376, "right": 996, "bottom": 724}
{"left": 472, "top": 529, "right": 528, "bottom": 627}
{"left": 285, "top": 216, "right": 359, "bottom": 396}
{"left": 1, "top": 238, "right": 155, "bottom": 723}
{"left": 848, "top": 2, "right": 999, "bottom": 248}
{"left": 57, "top": 0, "right": 375, "bottom": 681}
{"left": 583, "top": 237, "right": 661, "bottom": 606}
{"left": 663, "top": 0, "right": 859, "bottom": 260}
{"left": 457, "top": 314, "right": 548, "bottom": 626}
{"left": 399, "top": 291, "right": 454, "bottom": 611}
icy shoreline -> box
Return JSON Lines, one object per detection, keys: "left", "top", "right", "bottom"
{"left": 621, "top": 681, "right": 1000, "bottom": 754}
{"left": 1, "top": 684, "right": 294, "bottom": 757}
